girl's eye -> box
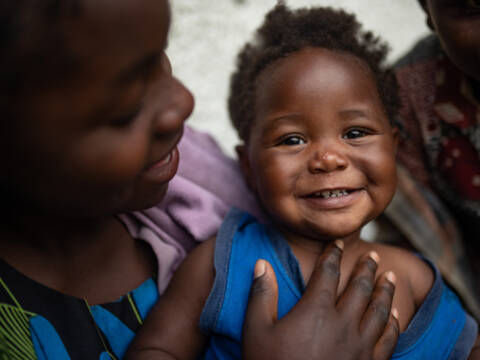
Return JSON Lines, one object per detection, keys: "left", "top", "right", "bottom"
{"left": 278, "top": 135, "right": 305, "bottom": 146}
{"left": 109, "top": 109, "right": 140, "bottom": 128}
{"left": 465, "top": 0, "right": 480, "bottom": 8}
{"left": 343, "top": 128, "right": 368, "bottom": 139}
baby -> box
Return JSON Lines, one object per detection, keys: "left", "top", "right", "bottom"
{"left": 127, "top": 3, "right": 478, "bottom": 359}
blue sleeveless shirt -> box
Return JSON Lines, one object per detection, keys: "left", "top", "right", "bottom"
{"left": 199, "top": 209, "right": 478, "bottom": 360}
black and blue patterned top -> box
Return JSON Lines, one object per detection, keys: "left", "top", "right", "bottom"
{"left": 0, "top": 258, "right": 158, "bottom": 360}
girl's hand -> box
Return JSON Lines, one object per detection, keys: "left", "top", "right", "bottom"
{"left": 242, "top": 241, "right": 399, "bottom": 360}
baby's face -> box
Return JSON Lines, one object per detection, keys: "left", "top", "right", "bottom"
{"left": 425, "top": 0, "right": 480, "bottom": 82}
{"left": 4, "top": 0, "right": 193, "bottom": 217}
{"left": 241, "top": 48, "right": 397, "bottom": 242}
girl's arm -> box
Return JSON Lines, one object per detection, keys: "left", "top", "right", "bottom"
{"left": 125, "top": 238, "right": 216, "bottom": 360}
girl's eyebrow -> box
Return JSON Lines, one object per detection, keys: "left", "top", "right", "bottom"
{"left": 114, "top": 52, "right": 161, "bottom": 86}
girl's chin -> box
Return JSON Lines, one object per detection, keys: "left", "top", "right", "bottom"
{"left": 127, "top": 183, "right": 170, "bottom": 212}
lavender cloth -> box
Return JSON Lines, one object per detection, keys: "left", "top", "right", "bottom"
{"left": 119, "top": 126, "right": 263, "bottom": 294}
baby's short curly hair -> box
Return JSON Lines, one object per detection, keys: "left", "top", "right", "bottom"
{"left": 229, "top": 2, "right": 399, "bottom": 142}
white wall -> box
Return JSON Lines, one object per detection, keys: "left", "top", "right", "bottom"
{"left": 168, "top": 0, "right": 430, "bottom": 156}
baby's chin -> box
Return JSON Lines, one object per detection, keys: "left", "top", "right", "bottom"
{"left": 281, "top": 224, "right": 363, "bottom": 246}
{"left": 306, "top": 229, "right": 362, "bottom": 244}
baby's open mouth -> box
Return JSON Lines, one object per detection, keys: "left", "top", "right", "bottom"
{"left": 308, "top": 189, "right": 355, "bottom": 199}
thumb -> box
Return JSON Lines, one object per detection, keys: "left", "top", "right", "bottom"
{"left": 243, "top": 260, "right": 278, "bottom": 334}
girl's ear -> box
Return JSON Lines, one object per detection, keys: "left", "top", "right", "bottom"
{"left": 418, "top": 0, "right": 434, "bottom": 31}
{"left": 236, "top": 144, "right": 256, "bottom": 193}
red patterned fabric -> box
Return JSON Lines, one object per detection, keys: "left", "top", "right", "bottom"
{"left": 389, "top": 34, "right": 480, "bottom": 318}
{"left": 396, "top": 36, "right": 480, "bottom": 216}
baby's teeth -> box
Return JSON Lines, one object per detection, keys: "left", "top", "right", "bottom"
{"left": 317, "top": 190, "right": 349, "bottom": 198}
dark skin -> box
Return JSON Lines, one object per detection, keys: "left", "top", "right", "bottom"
{"left": 419, "top": 0, "right": 480, "bottom": 83}
{"left": 0, "top": 0, "right": 190, "bottom": 304}
{"left": 416, "top": 0, "right": 480, "bottom": 357}
{"left": 1, "top": 0, "right": 399, "bottom": 358}
{"left": 240, "top": 48, "right": 433, "bottom": 331}
{"left": 126, "top": 49, "right": 425, "bottom": 359}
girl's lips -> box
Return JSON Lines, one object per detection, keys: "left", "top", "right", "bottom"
{"left": 141, "top": 147, "right": 179, "bottom": 183}
{"left": 149, "top": 151, "right": 173, "bottom": 169}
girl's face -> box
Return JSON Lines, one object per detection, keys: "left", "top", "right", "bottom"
{"left": 240, "top": 48, "right": 397, "bottom": 243}
{"left": 3, "top": 0, "right": 194, "bottom": 217}
{"left": 424, "top": 0, "right": 480, "bottom": 82}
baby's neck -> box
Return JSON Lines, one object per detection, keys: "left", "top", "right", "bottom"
{"left": 282, "top": 229, "right": 362, "bottom": 285}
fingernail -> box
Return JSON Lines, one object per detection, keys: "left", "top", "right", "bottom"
{"left": 368, "top": 251, "right": 380, "bottom": 264}
{"left": 391, "top": 308, "right": 399, "bottom": 320}
{"left": 334, "top": 239, "right": 344, "bottom": 250}
{"left": 254, "top": 260, "right": 266, "bottom": 279}
{"left": 386, "top": 271, "right": 396, "bottom": 285}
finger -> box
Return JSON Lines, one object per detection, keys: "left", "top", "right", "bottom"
{"left": 243, "top": 260, "right": 279, "bottom": 335}
{"left": 336, "top": 251, "right": 379, "bottom": 322}
{"left": 373, "top": 309, "right": 400, "bottom": 360}
{"left": 299, "top": 240, "right": 343, "bottom": 308}
{"left": 360, "top": 271, "right": 396, "bottom": 342}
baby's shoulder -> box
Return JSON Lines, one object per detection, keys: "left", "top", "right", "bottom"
{"left": 367, "top": 242, "right": 434, "bottom": 306}
{"left": 355, "top": 242, "right": 434, "bottom": 330}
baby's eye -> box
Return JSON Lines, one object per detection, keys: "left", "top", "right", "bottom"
{"left": 278, "top": 135, "right": 306, "bottom": 146}
{"left": 343, "top": 128, "right": 369, "bottom": 139}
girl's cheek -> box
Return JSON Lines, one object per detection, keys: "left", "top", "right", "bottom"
{"left": 73, "top": 130, "right": 150, "bottom": 183}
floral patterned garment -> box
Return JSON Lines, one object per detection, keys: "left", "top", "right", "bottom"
{"left": 393, "top": 33, "right": 480, "bottom": 317}
{"left": 396, "top": 35, "right": 480, "bottom": 216}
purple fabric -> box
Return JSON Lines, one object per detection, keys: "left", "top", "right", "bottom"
{"left": 118, "top": 126, "right": 262, "bottom": 294}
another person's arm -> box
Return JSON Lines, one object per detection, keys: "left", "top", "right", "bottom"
{"left": 126, "top": 240, "right": 399, "bottom": 360}
{"left": 469, "top": 337, "right": 480, "bottom": 359}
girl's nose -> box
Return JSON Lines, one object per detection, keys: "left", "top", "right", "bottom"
{"left": 152, "top": 75, "right": 194, "bottom": 137}
{"left": 308, "top": 149, "right": 348, "bottom": 173}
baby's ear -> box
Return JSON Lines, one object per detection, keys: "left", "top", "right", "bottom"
{"left": 236, "top": 144, "right": 256, "bottom": 192}
{"left": 392, "top": 126, "right": 399, "bottom": 155}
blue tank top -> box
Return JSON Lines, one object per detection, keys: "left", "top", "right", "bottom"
{"left": 199, "top": 209, "right": 478, "bottom": 360}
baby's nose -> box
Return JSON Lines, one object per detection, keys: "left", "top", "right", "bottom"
{"left": 308, "top": 149, "right": 348, "bottom": 173}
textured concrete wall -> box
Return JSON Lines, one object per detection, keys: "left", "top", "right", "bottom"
{"left": 168, "top": 0, "right": 430, "bottom": 156}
